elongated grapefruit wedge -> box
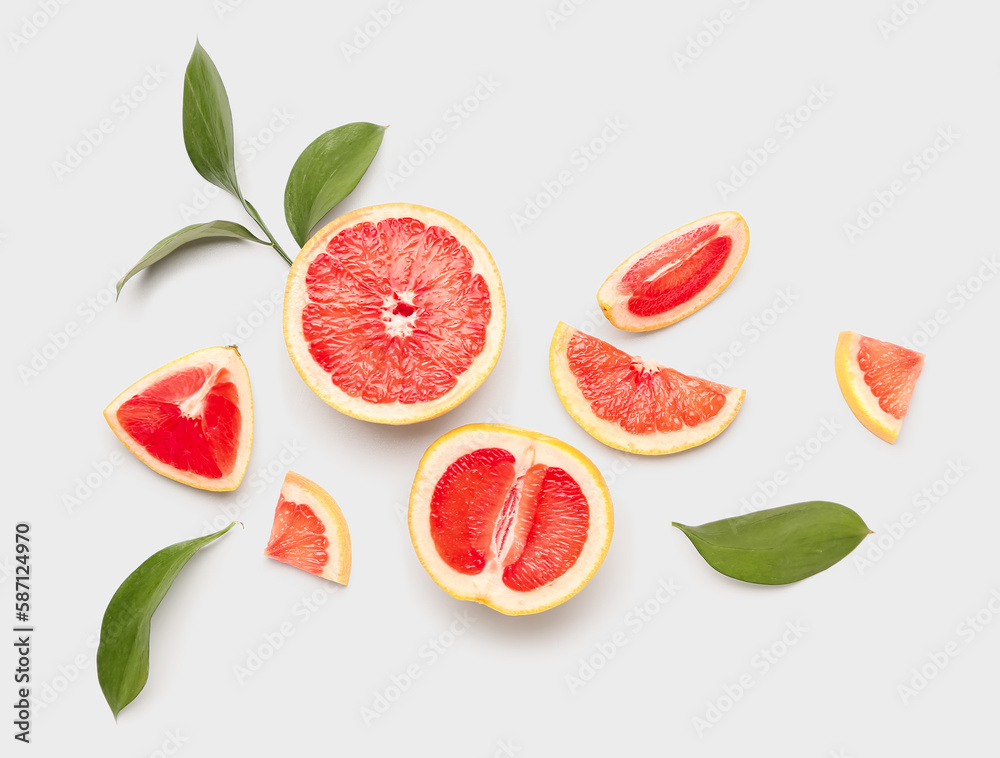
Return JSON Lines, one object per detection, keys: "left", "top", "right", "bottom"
{"left": 550, "top": 323, "right": 745, "bottom": 454}
{"left": 265, "top": 471, "right": 351, "bottom": 585}
{"left": 283, "top": 203, "right": 506, "bottom": 425}
{"left": 409, "top": 424, "right": 613, "bottom": 615}
{"left": 104, "top": 346, "right": 252, "bottom": 491}
{"left": 835, "top": 331, "right": 925, "bottom": 444}
{"left": 598, "top": 211, "right": 749, "bottom": 331}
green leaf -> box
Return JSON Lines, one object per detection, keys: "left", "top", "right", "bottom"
{"left": 284, "top": 123, "right": 386, "bottom": 248}
{"left": 673, "top": 502, "right": 871, "bottom": 585}
{"left": 183, "top": 40, "right": 240, "bottom": 198}
{"left": 116, "top": 220, "right": 267, "bottom": 298}
{"left": 97, "top": 522, "right": 238, "bottom": 720}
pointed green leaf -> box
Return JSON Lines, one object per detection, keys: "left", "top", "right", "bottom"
{"left": 673, "top": 501, "right": 871, "bottom": 585}
{"left": 183, "top": 40, "right": 240, "bottom": 197}
{"left": 116, "top": 220, "right": 267, "bottom": 298}
{"left": 97, "top": 522, "right": 238, "bottom": 720}
{"left": 284, "top": 122, "right": 386, "bottom": 248}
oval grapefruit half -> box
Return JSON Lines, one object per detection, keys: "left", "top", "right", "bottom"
{"left": 550, "top": 323, "right": 745, "bottom": 454}
{"left": 103, "top": 346, "right": 253, "bottom": 491}
{"left": 409, "top": 424, "right": 613, "bottom": 615}
{"left": 835, "top": 331, "right": 925, "bottom": 444}
{"left": 265, "top": 471, "right": 351, "bottom": 585}
{"left": 597, "top": 211, "right": 749, "bottom": 331}
{"left": 283, "top": 203, "right": 505, "bottom": 425}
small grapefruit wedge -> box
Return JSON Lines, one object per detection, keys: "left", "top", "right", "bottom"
{"left": 283, "top": 203, "right": 505, "bottom": 425}
{"left": 409, "top": 424, "right": 613, "bottom": 615}
{"left": 265, "top": 471, "right": 351, "bottom": 585}
{"left": 104, "top": 346, "right": 252, "bottom": 491}
{"left": 598, "top": 211, "right": 749, "bottom": 331}
{"left": 550, "top": 323, "right": 745, "bottom": 454}
{"left": 835, "top": 331, "right": 925, "bottom": 444}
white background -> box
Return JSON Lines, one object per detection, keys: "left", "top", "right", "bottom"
{"left": 3, "top": 0, "right": 999, "bottom": 755}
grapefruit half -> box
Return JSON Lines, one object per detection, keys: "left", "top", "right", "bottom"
{"left": 550, "top": 323, "right": 745, "bottom": 454}
{"left": 409, "top": 424, "right": 613, "bottom": 615}
{"left": 265, "top": 471, "right": 351, "bottom": 585}
{"left": 835, "top": 331, "right": 925, "bottom": 444}
{"left": 104, "top": 346, "right": 253, "bottom": 491}
{"left": 283, "top": 203, "right": 505, "bottom": 424}
{"left": 597, "top": 211, "right": 749, "bottom": 331}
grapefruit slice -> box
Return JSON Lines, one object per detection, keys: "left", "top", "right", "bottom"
{"left": 104, "top": 346, "right": 252, "bottom": 491}
{"left": 835, "top": 331, "right": 925, "bottom": 444}
{"left": 549, "top": 322, "right": 745, "bottom": 454}
{"left": 597, "top": 211, "right": 749, "bottom": 331}
{"left": 265, "top": 471, "right": 351, "bottom": 585}
{"left": 409, "top": 424, "right": 613, "bottom": 615}
{"left": 283, "top": 203, "right": 506, "bottom": 424}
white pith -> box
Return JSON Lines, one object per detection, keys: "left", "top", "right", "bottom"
{"left": 409, "top": 425, "right": 613, "bottom": 615}
{"left": 284, "top": 203, "right": 506, "bottom": 425}
{"left": 103, "top": 346, "right": 253, "bottom": 491}
{"left": 178, "top": 363, "right": 225, "bottom": 418}
{"left": 549, "top": 323, "right": 745, "bottom": 455}
{"left": 597, "top": 211, "right": 750, "bottom": 331}
{"left": 380, "top": 291, "right": 419, "bottom": 338}
{"left": 490, "top": 447, "right": 536, "bottom": 567}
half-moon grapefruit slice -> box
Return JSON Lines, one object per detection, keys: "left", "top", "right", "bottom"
{"left": 265, "top": 471, "right": 351, "bottom": 585}
{"left": 283, "top": 203, "right": 505, "bottom": 425}
{"left": 409, "top": 424, "right": 613, "bottom": 615}
{"left": 549, "top": 322, "right": 745, "bottom": 454}
{"left": 104, "top": 346, "right": 252, "bottom": 491}
{"left": 598, "top": 211, "right": 749, "bottom": 331}
{"left": 835, "top": 331, "right": 925, "bottom": 444}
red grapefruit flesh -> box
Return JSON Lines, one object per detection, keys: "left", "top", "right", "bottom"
{"left": 284, "top": 203, "right": 505, "bottom": 424}
{"left": 598, "top": 211, "right": 749, "bottom": 331}
{"left": 549, "top": 323, "right": 745, "bottom": 454}
{"left": 265, "top": 471, "right": 351, "bottom": 585}
{"left": 409, "top": 425, "right": 613, "bottom": 615}
{"left": 104, "top": 346, "right": 253, "bottom": 491}
{"left": 835, "top": 331, "right": 925, "bottom": 443}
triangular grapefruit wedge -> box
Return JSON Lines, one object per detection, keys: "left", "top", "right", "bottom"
{"left": 549, "top": 323, "right": 745, "bottom": 454}
{"left": 265, "top": 471, "right": 351, "bottom": 585}
{"left": 104, "top": 346, "right": 253, "bottom": 491}
{"left": 835, "top": 331, "right": 925, "bottom": 443}
{"left": 598, "top": 211, "right": 749, "bottom": 331}
{"left": 409, "top": 424, "right": 613, "bottom": 615}
{"left": 283, "top": 203, "right": 505, "bottom": 425}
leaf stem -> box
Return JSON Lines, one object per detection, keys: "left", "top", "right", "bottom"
{"left": 240, "top": 197, "right": 292, "bottom": 265}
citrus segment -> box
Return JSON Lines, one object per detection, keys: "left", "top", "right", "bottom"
{"left": 104, "top": 346, "right": 253, "bottom": 491}
{"left": 549, "top": 323, "right": 745, "bottom": 454}
{"left": 265, "top": 471, "right": 351, "bottom": 585}
{"left": 284, "top": 204, "right": 505, "bottom": 424}
{"left": 410, "top": 425, "right": 612, "bottom": 615}
{"left": 598, "top": 212, "right": 749, "bottom": 331}
{"left": 835, "top": 331, "right": 925, "bottom": 443}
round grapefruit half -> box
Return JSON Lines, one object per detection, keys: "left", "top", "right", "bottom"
{"left": 550, "top": 322, "right": 745, "bottom": 454}
{"left": 283, "top": 203, "right": 505, "bottom": 425}
{"left": 265, "top": 471, "right": 351, "bottom": 585}
{"left": 104, "top": 346, "right": 253, "bottom": 491}
{"left": 597, "top": 211, "right": 749, "bottom": 331}
{"left": 409, "top": 424, "right": 613, "bottom": 615}
{"left": 835, "top": 331, "right": 925, "bottom": 444}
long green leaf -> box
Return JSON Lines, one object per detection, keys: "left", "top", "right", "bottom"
{"left": 116, "top": 220, "right": 267, "bottom": 298}
{"left": 673, "top": 502, "right": 871, "bottom": 585}
{"left": 183, "top": 40, "right": 240, "bottom": 197}
{"left": 284, "top": 123, "right": 386, "bottom": 247}
{"left": 97, "top": 522, "right": 238, "bottom": 720}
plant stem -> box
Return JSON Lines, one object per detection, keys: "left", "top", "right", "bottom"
{"left": 240, "top": 196, "right": 292, "bottom": 265}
